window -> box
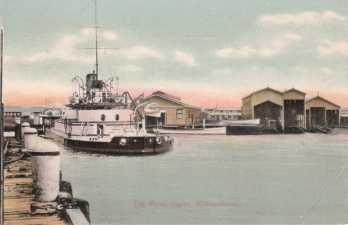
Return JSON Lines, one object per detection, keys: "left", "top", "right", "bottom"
{"left": 115, "top": 114, "right": 120, "bottom": 121}
{"left": 100, "top": 114, "right": 106, "bottom": 121}
{"left": 176, "top": 109, "right": 184, "bottom": 119}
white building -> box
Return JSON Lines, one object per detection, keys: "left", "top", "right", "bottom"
{"left": 204, "top": 107, "right": 241, "bottom": 122}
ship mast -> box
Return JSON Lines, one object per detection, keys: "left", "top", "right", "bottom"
{"left": 94, "top": 0, "right": 99, "bottom": 79}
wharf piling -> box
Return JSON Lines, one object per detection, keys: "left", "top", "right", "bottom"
{"left": 4, "top": 125, "right": 90, "bottom": 225}
{"left": 25, "top": 130, "right": 61, "bottom": 202}
{"left": 4, "top": 144, "right": 65, "bottom": 224}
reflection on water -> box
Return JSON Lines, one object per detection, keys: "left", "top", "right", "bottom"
{"left": 60, "top": 132, "right": 348, "bottom": 224}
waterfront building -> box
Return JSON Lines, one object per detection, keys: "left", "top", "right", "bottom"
{"left": 4, "top": 111, "right": 21, "bottom": 129}
{"left": 30, "top": 111, "right": 43, "bottom": 126}
{"left": 283, "top": 88, "right": 306, "bottom": 129}
{"left": 340, "top": 108, "right": 348, "bottom": 128}
{"left": 141, "top": 91, "right": 203, "bottom": 128}
{"left": 204, "top": 107, "right": 241, "bottom": 122}
{"left": 4, "top": 112, "right": 21, "bottom": 139}
{"left": 4, "top": 111, "right": 22, "bottom": 118}
{"left": 305, "top": 96, "right": 340, "bottom": 128}
{"left": 241, "top": 87, "right": 306, "bottom": 130}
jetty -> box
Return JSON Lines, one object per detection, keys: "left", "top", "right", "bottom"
{"left": 4, "top": 144, "right": 65, "bottom": 225}
{"left": 3, "top": 123, "right": 90, "bottom": 225}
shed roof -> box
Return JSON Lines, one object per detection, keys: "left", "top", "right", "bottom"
{"left": 151, "top": 91, "right": 181, "bottom": 101}
{"left": 283, "top": 88, "right": 306, "bottom": 95}
{"left": 306, "top": 96, "right": 340, "bottom": 109}
{"left": 242, "top": 87, "right": 283, "bottom": 100}
{"left": 143, "top": 91, "right": 201, "bottom": 110}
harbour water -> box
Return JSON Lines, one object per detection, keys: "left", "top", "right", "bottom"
{"left": 60, "top": 131, "right": 348, "bottom": 224}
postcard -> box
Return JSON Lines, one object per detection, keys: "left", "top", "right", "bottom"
{"left": 1, "top": 1, "right": 348, "bottom": 224}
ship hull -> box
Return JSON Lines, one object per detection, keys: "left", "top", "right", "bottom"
{"left": 48, "top": 129, "right": 173, "bottom": 155}
{"left": 64, "top": 136, "right": 173, "bottom": 155}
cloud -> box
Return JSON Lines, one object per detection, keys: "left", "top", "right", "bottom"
{"left": 119, "top": 46, "right": 163, "bottom": 60}
{"left": 4, "top": 55, "right": 12, "bottom": 64}
{"left": 24, "top": 34, "right": 92, "bottom": 63}
{"left": 24, "top": 28, "right": 119, "bottom": 64}
{"left": 258, "top": 11, "right": 346, "bottom": 26}
{"left": 216, "top": 32, "right": 302, "bottom": 58}
{"left": 317, "top": 40, "right": 348, "bottom": 57}
{"left": 118, "top": 64, "right": 143, "bottom": 73}
{"left": 102, "top": 30, "right": 119, "bottom": 41}
{"left": 16, "top": 28, "right": 163, "bottom": 65}
{"left": 174, "top": 50, "right": 197, "bottom": 66}
{"left": 81, "top": 28, "right": 119, "bottom": 41}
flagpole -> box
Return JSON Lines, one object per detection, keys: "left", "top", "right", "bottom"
{"left": 0, "top": 27, "right": 5, "bottom": 225}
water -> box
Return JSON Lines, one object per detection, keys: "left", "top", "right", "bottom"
{"left": 60, "top": 132, "right": 348, "bottom": 224}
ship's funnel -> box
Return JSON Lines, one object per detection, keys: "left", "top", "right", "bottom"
{"left": 86, "top": 73, "right": 103, "bottom": 92}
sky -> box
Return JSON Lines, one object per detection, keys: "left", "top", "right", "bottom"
{"left": 1, "top": 0, "right": 348, "bottom": 108}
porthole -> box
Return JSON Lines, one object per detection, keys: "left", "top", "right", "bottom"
{"left": 115, "top": 114, "right": 119, "bottom": 121}
{"left": 101, "top": 114, "right": 106, "bottom": 121}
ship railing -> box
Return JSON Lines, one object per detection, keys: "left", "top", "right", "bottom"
{"left": 81, "top": 122, "right": 90, "bottom": 136}
{"left": 56, "top": 120, "right": 137, "bottom": 126}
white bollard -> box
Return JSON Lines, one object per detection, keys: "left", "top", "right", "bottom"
{"left": 31, "top": 138, "right": 61, "bottom": 202}
{"left": 21, "top": 122, "right": 30, "bottom": 140}
{"left": 23, "top": 127, "right": 38, "bottom": 149}
{"left": 23, "top": 128, "right": 40, "bottom": 191}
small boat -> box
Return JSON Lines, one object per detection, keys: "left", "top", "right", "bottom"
{"left": 225, "top": 119, "right": 262, "bottom": 135}
{"left": 221, "top": 119, "right": 260, "bottom": 126}
{"left": 154, "top": 126, "right": 226, "bottom": 135}
{"left": 154, "top": 119, "right": 262, "bottom": 135}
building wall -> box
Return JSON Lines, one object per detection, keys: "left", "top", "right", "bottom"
{"left": 241, "top": 97, "right": 252, "bottom": 119}
{"left": 341, "top": 117, "right": 348, "bottom": 128}
{"left": 339, "top": 108, "right": 348, "bottom": 128}
{"left": 326, "top": 110, "right": 339, "bottom": 127}
{"left": 305, "top": 97, "right": 340, "bottom": 128}
{"left": 165, "top": 107, "right": 186, "bottom": 126}
{"left": 242, "top": 89, "right": 284, "bottom": 127}
{"left": 283, "top": 90, "right": 305, "bottom": 129}
{"left": 241, "top": 88, "right": 312, "bottom": 129}
{"left": 284, "top": 100, "right": 305, "bottom": 128}
{"left": 242, "top": 89, "right": 283, "bottom": 120}
{"left": 283, "top": 91, "right": 305, "bottom": 100}
{"left": 143, "top": 96, "right": 202, "bottom": 128}
{"left": 254, "top": 101, "right": 282, "bottom": 128}
{"left": 205, "top": 108, "right": 241, "bottom": 121}
{"left": 185, "top": 108, "right": 203, "bottom": 126}
{"left": 251, "top": 90, "right": 283, "bottom": 107}
{"left": 309, "top": 107, "right": 326, "bottom": 127}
